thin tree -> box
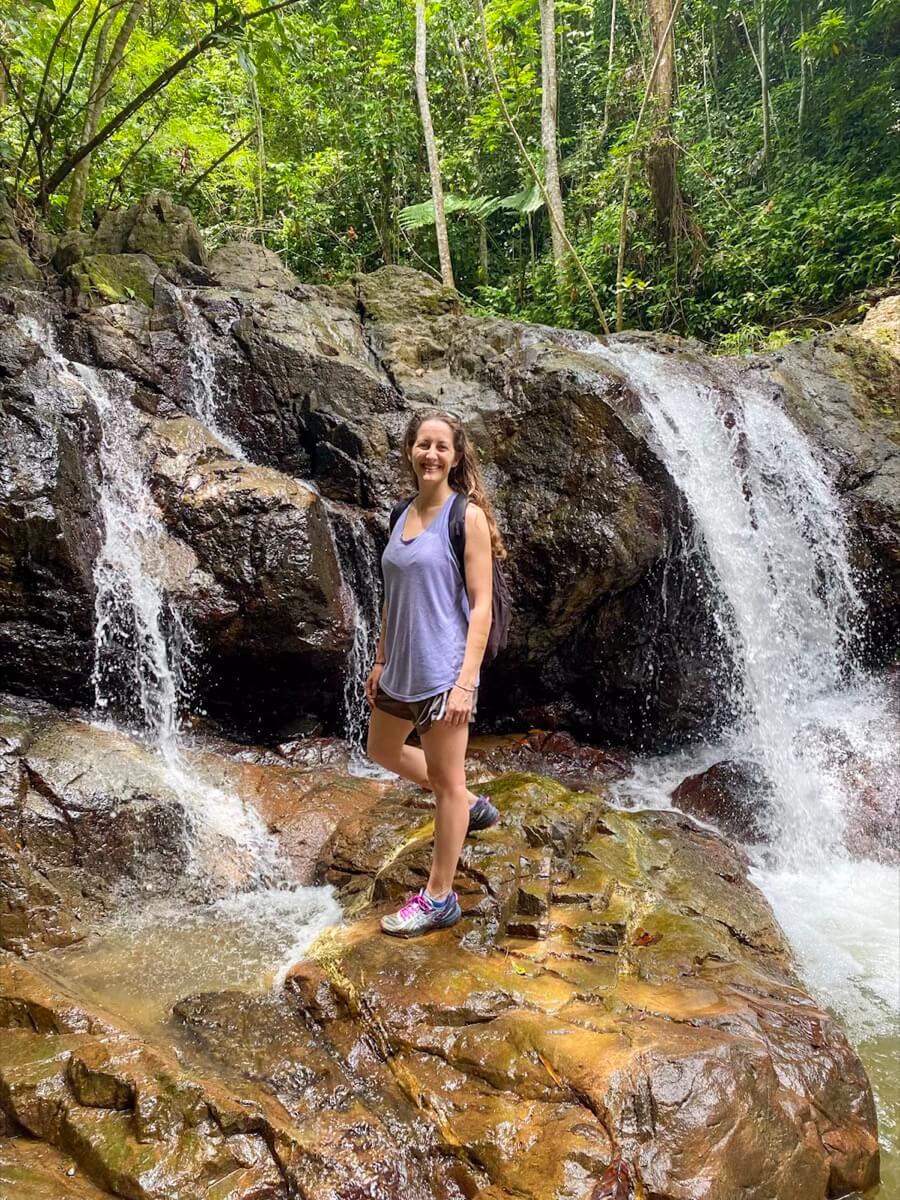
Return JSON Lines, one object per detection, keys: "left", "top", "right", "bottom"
{"left": 614, "top": 0, "right": 683, "bottom": 330}
{"left": 646, "top": 0, "right": 681, "bottom": 247}
{"left": 759, "top": 0, "right": 771, "bottom": 179}
{"left": 539, "top": 0, "right": 567, "bottom": 290}
{"left": 414, "top": 0, "right": 454, "bottom": 289}
{"left": 65, "top": 0, "right": 148, "bottom": 230}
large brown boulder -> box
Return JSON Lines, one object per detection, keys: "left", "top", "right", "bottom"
{"left": 0, "top": 749, "right": 880, "bottom": 1200}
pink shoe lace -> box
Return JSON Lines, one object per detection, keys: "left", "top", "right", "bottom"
{"left": 397, "top": 892, "right": 432, "bottom": 919}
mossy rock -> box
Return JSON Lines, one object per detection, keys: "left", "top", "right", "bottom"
{"left": 0, "top": 239, "right": 40, "bottom": 285}
{"left": 66, "top": 253, "right": 159, "bottom": 307}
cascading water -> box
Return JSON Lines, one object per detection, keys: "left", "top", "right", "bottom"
{"left": 18, "top": 315, "right": 341, "bottom": 983}
{"left": 18, "top": 319, "right": 282, "bottom": 884}
{"left": 181, "top": 297, "right": 246, "bottom": 460}
{"left": 585, "top": 338, "right": 899, "bottom": 1190}
{"left": 586, "top": 339, "right": 891, "bottom": 861}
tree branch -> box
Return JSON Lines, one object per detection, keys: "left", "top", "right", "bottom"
{"left": 40, "top": 0, "right": 304, "bottom": 200}
{"left": 182, "top": 129, "right": 253, "bottom": 197}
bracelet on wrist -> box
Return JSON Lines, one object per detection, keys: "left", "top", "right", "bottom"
{"left": 374, "top": 659, "right": 385, "bottom": 666}
{"left": 454, "top": 682, "right": 476, "bottom": 692}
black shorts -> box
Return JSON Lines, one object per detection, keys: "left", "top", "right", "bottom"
{"left": 374, "top": 686, "right": 479, "bottom": 735}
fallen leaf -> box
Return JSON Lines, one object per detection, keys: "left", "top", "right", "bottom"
{"left": 632, "top": 929, "right": 662, "bottom": 946}
{"left": 591, "top": 1154, "right": 633, "bottom": 1199}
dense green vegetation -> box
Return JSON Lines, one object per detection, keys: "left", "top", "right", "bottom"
{"left": 1, "top": 0, "right": 897, "bottom": 343}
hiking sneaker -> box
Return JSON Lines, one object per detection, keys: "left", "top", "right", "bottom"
{"left": 381, "top": 888, "right": 462, "bottom": 938}
{"left": 467, "top": 794, "right": 500, "bottom": 834}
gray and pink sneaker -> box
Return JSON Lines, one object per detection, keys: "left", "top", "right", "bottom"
{"left": 467, "top": 795, "right": 500, "bottom": 834}
{"left": 381, "top": 888, "right": 462, "bottom": 937}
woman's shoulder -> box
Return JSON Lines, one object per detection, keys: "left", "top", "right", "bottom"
{"left": 463, "top": 499, "right": 490, "bottom": 539}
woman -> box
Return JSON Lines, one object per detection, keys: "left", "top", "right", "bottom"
{"left": 366, "top": 409, "right": 506, "bottom": 937}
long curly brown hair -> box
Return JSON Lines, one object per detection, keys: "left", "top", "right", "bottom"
{"left": 402, "top": 409, "right": 507, "bottom": 559}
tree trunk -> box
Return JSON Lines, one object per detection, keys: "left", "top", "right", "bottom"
{"left": 65, "top": 0, "right": 146, "bottom": 230}
{"left": 539, "top": 0, "right": 567, "bottom": 289}
{"left": 414, "top": 0, "right": 454, "bottom": 289}
{"left": 646, "top": 0, "right": 680, "bottom": 247}
{"left": 759, "top": 0, "right": 770, "bottom": 181}
{"left": 600, "top": 0, "right": 617, "bottom": 142}
{"left": 797, "top": 4, "right": 807, "bottom": 134}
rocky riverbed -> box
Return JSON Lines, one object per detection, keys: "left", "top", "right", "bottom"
{"left": 0, "top": 692, "right": 883, "bottom": 1200}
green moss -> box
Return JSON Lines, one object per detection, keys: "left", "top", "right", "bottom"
{"left": 70, "top": 253, "right": 158, "bottom": 307}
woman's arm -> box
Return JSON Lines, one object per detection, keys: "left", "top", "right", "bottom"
{"left": 446, "top": 505, "right": 492, "bottom": 724}
{"left": 365, "top": 604, "right": 388, "bottom": 708}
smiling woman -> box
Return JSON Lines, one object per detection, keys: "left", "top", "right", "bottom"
{"left": 365, "top": 409, "right": 506, "bottom": 937}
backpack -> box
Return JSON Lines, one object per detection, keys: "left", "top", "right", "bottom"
{"left": 388, "top": 492, "right": 512, "bottom": 665}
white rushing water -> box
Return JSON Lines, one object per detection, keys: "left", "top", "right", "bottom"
{"left": 591, "top": 338, "right": 900, "bottom": 1177}
{"left": 18, "top": 318, "right": 286, "bottom": 887}
{"left": 588, "top": 339, "right": 891, "bottom": 864}
{"left": 181, "top": 298, "right": 246, "bottom": 461}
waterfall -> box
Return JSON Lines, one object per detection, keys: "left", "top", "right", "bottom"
{"left": 327, "top": 506, "right": 383, "bottom": 767}
{"left": 17, "top": 318, "right": 282, "bottom": 884}
{"left": 181, "top": 298, "right": 246, "bottom": 460}
{"left": 587, "top": 339, "right": 895, "bottom": 866}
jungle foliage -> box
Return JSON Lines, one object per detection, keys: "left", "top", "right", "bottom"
{"left": 1, "top": 0, "right": 897, "bottom": 342}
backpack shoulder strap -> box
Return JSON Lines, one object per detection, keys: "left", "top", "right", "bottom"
{"left": 448, "top": 492, "right": 468, "bottom": 578}
{"left": 389, "top": 495, "right": 416, "bottom": 534}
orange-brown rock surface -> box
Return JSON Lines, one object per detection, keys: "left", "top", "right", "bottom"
{"left": 0, "top": 699, "right": 881, "bottom": 1199}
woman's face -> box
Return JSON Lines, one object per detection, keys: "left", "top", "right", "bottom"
{"left": 408, "top": 419, "right": 459, "bottom": 487}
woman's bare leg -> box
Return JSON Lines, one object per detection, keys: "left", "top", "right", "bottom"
{"left": 368, "top": 708, "right": 479, "bottom": 804}
{"left": 366, "top": 707, "right": 424, "bottom": 783}
{"left": 419, "top": 718, "right": 472, "bottom": 899}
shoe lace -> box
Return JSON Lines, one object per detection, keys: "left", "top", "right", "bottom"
{"left": 398, "top": 892, "right": 432, "bottom": 919}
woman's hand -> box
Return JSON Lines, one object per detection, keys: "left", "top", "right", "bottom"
{"left": 365, "top": 662, "right": 384, "bottom": 709}
{"left": 443, "top": 684, "right": 474, "bottom": 726}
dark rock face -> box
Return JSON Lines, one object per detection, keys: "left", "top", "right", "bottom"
{"left": 0, "top": 308, "right": 99, "bottom": 706}
{"left": 1, "top": 193, "right": 896, "bottom": 744}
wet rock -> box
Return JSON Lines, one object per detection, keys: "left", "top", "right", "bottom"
{"left": 467, "top": 729, "right": 630, "bottom": 792}
{"left": 208, "top": 242, "right": 300, "bottom": 293}
{"left": 64, "top": 253, "right": 161, "bottom": 307}
{"left": 0, "top": 194, "right": 40, "bottom": 286}
{"left": 2, "top": 212, "right": 898, "bottom": 745}
{"left": 0, "top": 313, "right": 99, "bottom": 706}
{"left": 0, "top": 1136, "right": 116, "bottom": 1199}
{"left": 146, "top": 415, "right": 352, "bottom": 732}
{"left": 286, "top": 773, "right": 879, "bottom": 1200}
{"left": 671, "top": 758, "right": 774, "bottom": 843}
{"left": 91, "top": 191, "right": 206, "bottom": 267}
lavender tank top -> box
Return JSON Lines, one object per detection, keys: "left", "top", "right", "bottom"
{"left": 379, "top": 491, "right": 475, "bottom": 703}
